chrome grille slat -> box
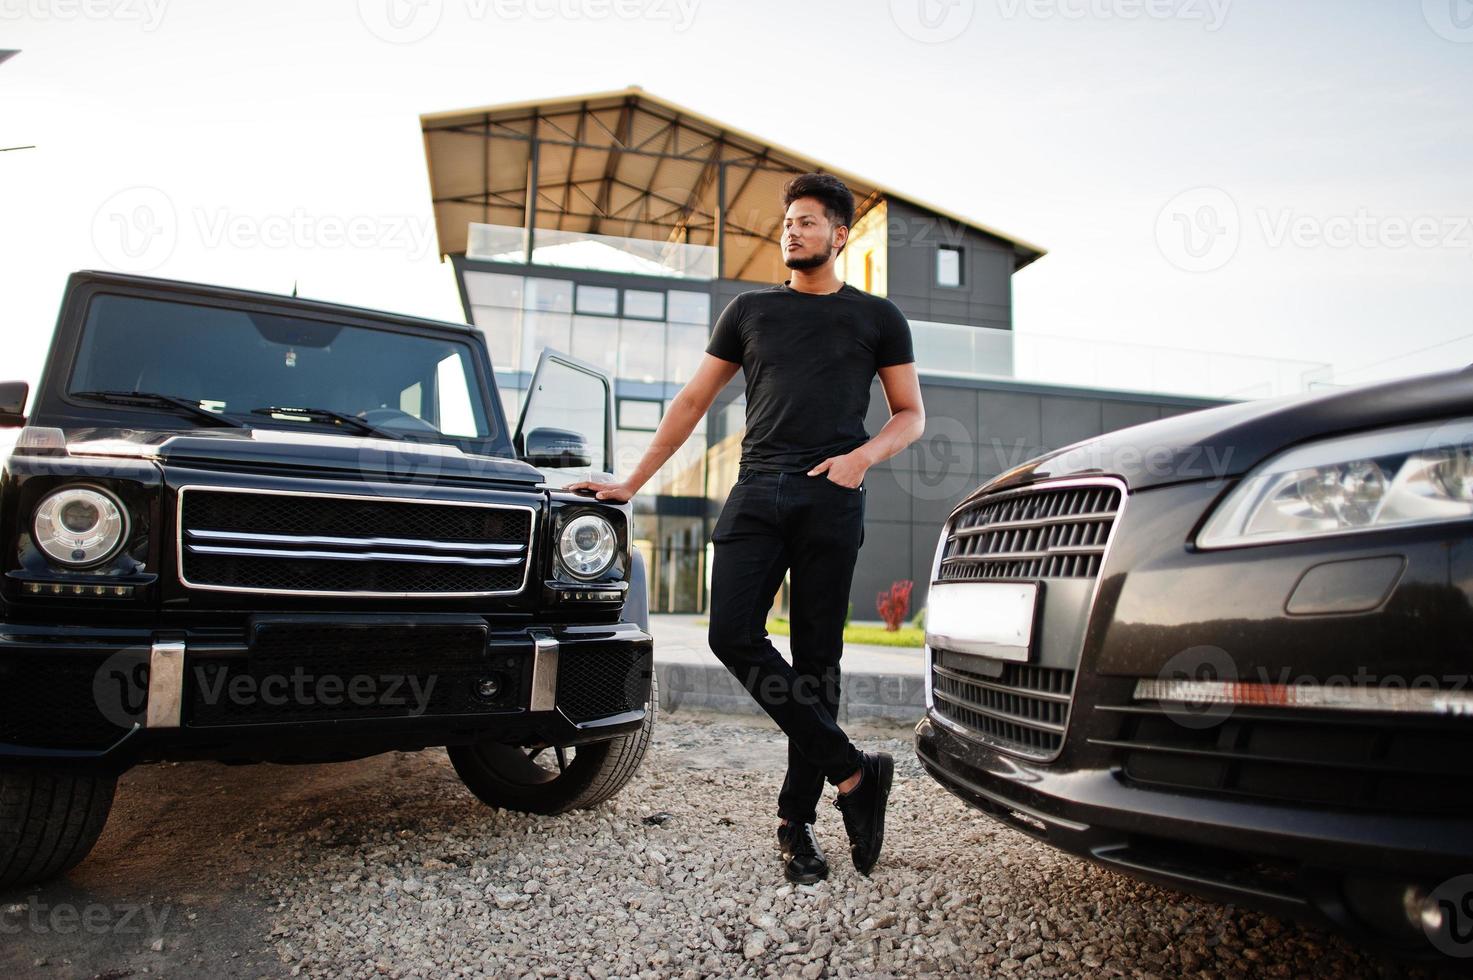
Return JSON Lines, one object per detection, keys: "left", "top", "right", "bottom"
{"left": 186, "top": 528, "right": 527, "bottom": 554}
{"left": 185, "top": 544, "right": 524, "bottom": 567}
{"left": 938, "top": 483, "right": 1122, "bottom": 584}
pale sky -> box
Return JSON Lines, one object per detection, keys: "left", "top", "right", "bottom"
{"left": 3, "top": 0, "right": 1471, "bottom": 399}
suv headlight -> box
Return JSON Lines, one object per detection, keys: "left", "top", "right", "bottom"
{"left": 33, "top": 485, "right": 129, "bottom": 567}
{"left": 558, "top": 513, "right": 617, "bottom": 579}
{"left": 1198, "top": 418, "right": 1473, "bottom": 548}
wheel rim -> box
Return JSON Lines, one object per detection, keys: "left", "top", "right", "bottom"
{"left": 471, "top": 742, "right": 580, "bottom": 787}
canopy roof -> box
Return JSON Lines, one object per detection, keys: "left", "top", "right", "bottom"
{"left": 421, "top": 86, "right": 1045, "bottom": 283}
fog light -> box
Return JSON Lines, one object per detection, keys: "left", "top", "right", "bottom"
{"left": 476, "top": 676, "right": 501, "bottom": 699}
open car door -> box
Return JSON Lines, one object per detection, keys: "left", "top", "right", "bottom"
{"left": 512, "top": 348, "right": 615, "bottom": 486}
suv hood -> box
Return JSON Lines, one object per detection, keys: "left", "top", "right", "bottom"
{"left": 54, "top": 426, "right": 546, "bottom": 486}
{"left": 978, "top": 367, "right": 1473, "bottom": 496}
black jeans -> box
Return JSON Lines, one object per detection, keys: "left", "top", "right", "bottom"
{"left": 706, "top": 465, "right": 866, "bottom": 826}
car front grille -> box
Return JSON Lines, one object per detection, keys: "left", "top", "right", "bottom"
{"left": 930, "top": 651, "right": 1075, "bottom": 759}
{"left": 178, "top": 487, "right": 535, "bottom": 597}
{"left": 939, "top": 482, "right": 1122, "bottom": 583}
{"left": 556, "top": 643, "right": 653, "bottom": 723}
{"left": 1093, "top": 701, "right": 1473, "bottom": 817}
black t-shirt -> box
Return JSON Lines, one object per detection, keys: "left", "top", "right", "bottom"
{"left": 705, "top": 282, "right": 915, "bottom": 472}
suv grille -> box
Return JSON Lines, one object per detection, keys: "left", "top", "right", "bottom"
{"left": 178, "top": 488, "right": 534, "bottom": 597}
{"left": 931, "top": 651, "right": 1075, "bottom": 759}
{"left": 940, "top": 483, "right": 1121, "bottom": 583}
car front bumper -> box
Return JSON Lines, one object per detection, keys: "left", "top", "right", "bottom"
{"left": 0, "top": 616, "right": 652, "bottom": 771}
{"left": 916, "top": 712, "right": 1466, "bottom": 940}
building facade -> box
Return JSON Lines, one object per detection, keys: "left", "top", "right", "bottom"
{"left": 422, "top": 88, "right": 1220, "bottom": 620}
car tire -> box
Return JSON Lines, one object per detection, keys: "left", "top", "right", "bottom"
{"left": 0, "top": 770, "right": 117, "bottom": 887}
{"left": 449, "top": 672, "right": 657, "bottom": 816}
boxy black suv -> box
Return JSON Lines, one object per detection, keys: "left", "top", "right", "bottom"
{"left": 0, "top": 271, "right": 655, "bottom": 887}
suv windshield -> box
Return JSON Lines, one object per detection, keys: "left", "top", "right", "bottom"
{"left": 68, "top": 294, "right": 497, "bottom": 447}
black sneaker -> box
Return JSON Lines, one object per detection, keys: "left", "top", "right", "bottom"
{"left": 832, "top": 751, "right": 894, "bottom": 875}
{"left": 776, "top": 822, "right": 828, "bottom": 884}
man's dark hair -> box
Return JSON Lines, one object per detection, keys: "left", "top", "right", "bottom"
{"left": 781, "top": 173, "right": 856, "bottom": 237}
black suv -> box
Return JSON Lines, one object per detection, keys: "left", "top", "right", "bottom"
{"left": 914, "top": 368, "right": 1473, "bottom": 957}
{"left": 0, "top": 271, "right": 655, "bottom": 886}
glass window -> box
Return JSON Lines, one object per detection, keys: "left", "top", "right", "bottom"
{"left": 471, "top": 305, "right": 522, "bottom": 372}
{"left": 499, "top": 387, "right": 523, "bottom": 429}
{"left": 665, "top": 322, "right": 708, "bottom": 383}
{"left": 523, "top": 278, "right": 573, "bottom": 313}
{"left": 575, "top": 284, "right": 619, "bottom": 316}
{"left": 623, "top": 289, "right": 665, "bottom": 320}
{"left": 936, "top": 246, "right": 963, "bottom": 288}
{"left": 618, "top": 319, "right": 665, "bottom": 383}
{"left": 464, "top": 271, "right": 524, "bottom": 309}
{"left": 570, "top": 315, "right": 619, "bottom": 377}
{"left": 520, "top": 311, "right": 571, "bottom": 373}
{"left": 619, "top": 398, "right": 663, "bottom": 431}
{"left": 70, "top": 294, "right": 494, "bottom": 444}
{"left": 667, "top": 290, "right": 711, "bottom": 324}
{"left": 435, "top": 353, "right": 478, "bottom": 437}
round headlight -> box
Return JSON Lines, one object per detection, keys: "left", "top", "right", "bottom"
{"left": 558, "top": 514, "right": 617, "bottom": 580}
{"left": 33, "top": 486, "right": 128, "bottom": 567}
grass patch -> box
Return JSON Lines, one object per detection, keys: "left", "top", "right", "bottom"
{"left": 766, "top": 618, "right": 924, "bottom": 648}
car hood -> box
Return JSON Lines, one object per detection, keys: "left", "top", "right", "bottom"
{"left": 51, "top": 426, "right": 546, "bottom": 486}
{"left": 976, "top": 366, "right": 1473, "bottom": 497}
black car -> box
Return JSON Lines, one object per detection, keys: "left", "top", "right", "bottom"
{"left": 914, "top": 367, "right": 1473, "bottom": 959}
{"left": 0, "top": 271, "right": 655, "bottom": 887}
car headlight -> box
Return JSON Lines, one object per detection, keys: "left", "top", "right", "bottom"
{"left": 558, "top": 513, "right": 617, "bottom": 579}
{"left": 1198, "top": 418, "right": 1473, "bottom": 548}
{"left": 33, "top": 485, "right": 129, "bottom": 567}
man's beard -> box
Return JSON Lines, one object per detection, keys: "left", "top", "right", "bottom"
{"left": 784, "top": 244, "right": 833, "bottom": 270}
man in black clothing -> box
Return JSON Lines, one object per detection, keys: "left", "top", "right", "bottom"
{"left": 568, "top": 173, "right": 925, "bottom": 881}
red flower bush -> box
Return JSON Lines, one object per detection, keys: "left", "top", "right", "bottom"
{"left": 877, "top": 580, "right": 913, "bottom": 632}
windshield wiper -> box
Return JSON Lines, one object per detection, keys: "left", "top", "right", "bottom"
{"left": 249, "top": 406, "right": 400, "bottom": 440}
{"left": 73, "top": 390, "right": 250, "bottom": 428}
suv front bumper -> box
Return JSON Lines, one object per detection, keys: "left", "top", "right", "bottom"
{"left": 0, "top": 617, "right": 652, "bottom": 770}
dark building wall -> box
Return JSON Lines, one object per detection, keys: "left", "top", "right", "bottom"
{"left": 848, "top": 375, "right": 1225, "bottom": 624}
{"left": 883, "top": 198, "right": 1015, "bottom": 332}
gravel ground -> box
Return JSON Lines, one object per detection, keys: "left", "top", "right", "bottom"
{"left": 236, "top": 712, "right": 1433, "bottom": 979}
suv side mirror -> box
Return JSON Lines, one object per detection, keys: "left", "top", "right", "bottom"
{"left": 0, "top": 381, "right": 28, "bottom": 428}
{"left": 522, "top": 427, "right": 593, "bottom": 468}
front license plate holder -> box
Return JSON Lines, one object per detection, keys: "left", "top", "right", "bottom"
{"left": 924, "top": 581, "right": 1040, "bottom": 663}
